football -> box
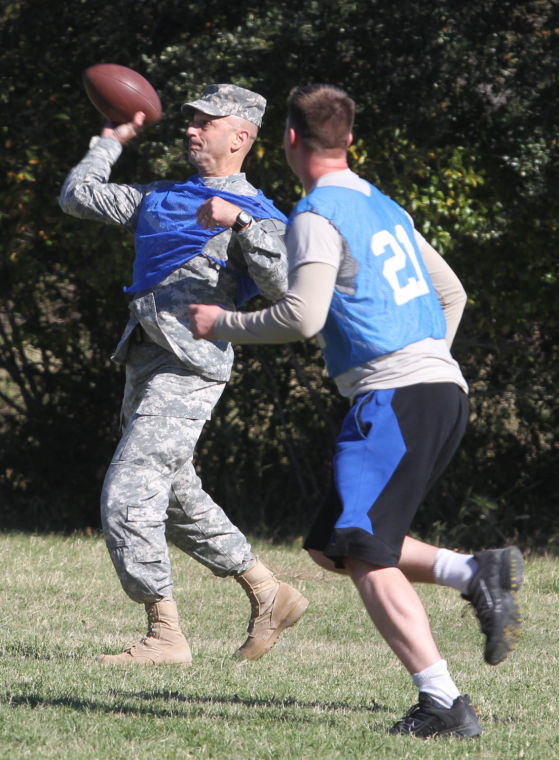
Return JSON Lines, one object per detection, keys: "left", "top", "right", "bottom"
{"left": 83, "top": 64, "right": 162, "bottom": 125}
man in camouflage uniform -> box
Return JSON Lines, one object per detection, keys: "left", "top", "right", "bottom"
{"left": 59, "top": 84, "right": 308, "bottom": 665}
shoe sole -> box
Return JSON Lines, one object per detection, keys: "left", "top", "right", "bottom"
{"left": 234, "top": 594, "right": 310, "bottom": 661}
{"left": 98, "top": 655, "right": 192, "bottom": 665}
{"left": 486, "top": 546, "right": 524, "bottom": 665}
{"left": 436, "top": 721, "right": 483, "bottom": 738}
{"left": 390, "top": 716, "right": 482, "bottom": 738}
{"left": 501, "top": 546, "right": 524, "bottom": 593}
{"left": 97, "top": 643, "right": 193, "bottom": 666}
{"left": 391, "top": 696, "right": 482, "bottom": 738}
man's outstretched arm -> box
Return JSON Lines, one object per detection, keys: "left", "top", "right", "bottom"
{"left": 188, "top": 261, "right": 337, "bottom": 342}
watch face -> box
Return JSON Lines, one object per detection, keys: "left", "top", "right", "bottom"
{"left": 233, "top": 211, "right": 252, "bottom": 231}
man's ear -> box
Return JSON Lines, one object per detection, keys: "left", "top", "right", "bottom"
{"left": 347, "top": 132, "right": 354, "bottom": 147}
{"left": 231, "top": 129, "right": 251, "bottom": 152}
{"left": 288, "top": 127, "right": 298, "bottom": 147}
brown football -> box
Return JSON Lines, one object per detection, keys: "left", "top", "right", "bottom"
{"left": 83, "top": 64, "right": 162, "bottom": 125}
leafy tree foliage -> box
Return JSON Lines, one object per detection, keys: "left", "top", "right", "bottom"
{"left": 1, "top": 0, "right": 557, "bottom": 548}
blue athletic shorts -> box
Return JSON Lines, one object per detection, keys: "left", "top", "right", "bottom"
{"left": 303, "top": 383, "right": 469, "bottom": 568}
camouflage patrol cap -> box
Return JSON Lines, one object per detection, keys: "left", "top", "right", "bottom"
{"left": 182, "top": 84, "right": 266, "bottom": 128}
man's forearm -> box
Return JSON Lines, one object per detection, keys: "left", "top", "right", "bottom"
{"left": 415, "top": 232, "right": 467, "bottom": 347}
{"left": 58, "top": 136, "right": 146, "bottom": 230}
{"left": 236, "top": 217, "right": 288, "bottom": 302}
{"left": 214, "top": 262, "right": 337, "bottom": 343}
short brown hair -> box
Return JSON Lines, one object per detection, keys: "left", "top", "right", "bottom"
{"left": 286, "top": 85, "right": 355, "bottom": 151}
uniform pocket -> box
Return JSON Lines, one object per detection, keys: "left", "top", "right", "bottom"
{"left": 355, "top": 392, "right": 375, "bottom": 438}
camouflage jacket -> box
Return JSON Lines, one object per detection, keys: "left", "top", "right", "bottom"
{"left": 58, "top": 136, "right": 288, "bottom": 381}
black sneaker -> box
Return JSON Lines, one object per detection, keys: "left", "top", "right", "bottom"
{"left": 390, "top": 693, "right": 482, "bottom": 738}
{"left": 463, "top": 546, "right": 524, "bottom": 665}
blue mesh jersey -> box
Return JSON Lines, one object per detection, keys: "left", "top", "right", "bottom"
{"left": 130, "top": 175, "right": 287, "bottom": 304}
{"left": 288, "top": 183, "right": 447, "bottom": 377}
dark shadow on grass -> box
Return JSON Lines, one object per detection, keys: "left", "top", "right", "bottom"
{"left": 6, "top": 691, "right": 392, "bottom": 719}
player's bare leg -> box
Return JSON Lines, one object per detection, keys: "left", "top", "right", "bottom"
{"left": 309, "top": 538, "right": 445, "bottom": 582}
{"left": 345, "top": 557, "right": 482, "bottom": 737}
{"left": 306, "top": 548, "right": 348, "bottom": 575}
{"left": 310, "top": 537, "right": 460, "bottom": 583}
{"left": 345, "top": 558, "right": 440, "bottom": 674}
{"left": 398, "top": 536, "right": 438, "bottom": 583}
{"left": 398, "top": 537, "right": 524, "bottom": 665}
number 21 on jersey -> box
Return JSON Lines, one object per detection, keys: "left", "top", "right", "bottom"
{"left": 371, "top": 224, "right": 429, "bottom": 305}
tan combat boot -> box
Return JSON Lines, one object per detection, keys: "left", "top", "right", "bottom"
{"left": 234, "top": 557, "right": 309, "bottom": 660}
{"left": 98, "top": 598, "right": 192, "bottom": 665}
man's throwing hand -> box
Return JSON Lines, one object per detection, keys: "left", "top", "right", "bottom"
{"left": 102, "top": 111, "right": 146, "bottom": 144}
{"left": 187, "top": 304, "right": 224, "bottom": 340}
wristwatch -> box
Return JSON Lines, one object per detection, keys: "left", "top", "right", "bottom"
{"left": 232, "top": 210, "right": 252, "bottom": 232}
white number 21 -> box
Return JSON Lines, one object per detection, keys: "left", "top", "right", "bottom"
{"left": 371, "top": 224, "right": 429, "bottom": 305}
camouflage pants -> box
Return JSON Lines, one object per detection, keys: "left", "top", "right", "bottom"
{"left": 101, "top": 339, "right": 254, "bottom": 604}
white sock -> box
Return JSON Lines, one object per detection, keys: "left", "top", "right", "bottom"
{"left": 412, "top": 659, "right": 460, "bottom": 708}
{"left": 434, "top": 548, "right": 478, "bottom": 595}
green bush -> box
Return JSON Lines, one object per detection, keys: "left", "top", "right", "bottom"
{"left": 1, "top": 0, "right": 558, "bottom": 550}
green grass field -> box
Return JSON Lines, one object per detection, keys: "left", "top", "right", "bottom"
{"left": 1, "top": 532, "right": 557, "bottom": 759}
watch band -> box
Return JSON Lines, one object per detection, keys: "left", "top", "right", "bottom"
{"left": 232, "top": 210, "right": 252, "bottom": 232}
